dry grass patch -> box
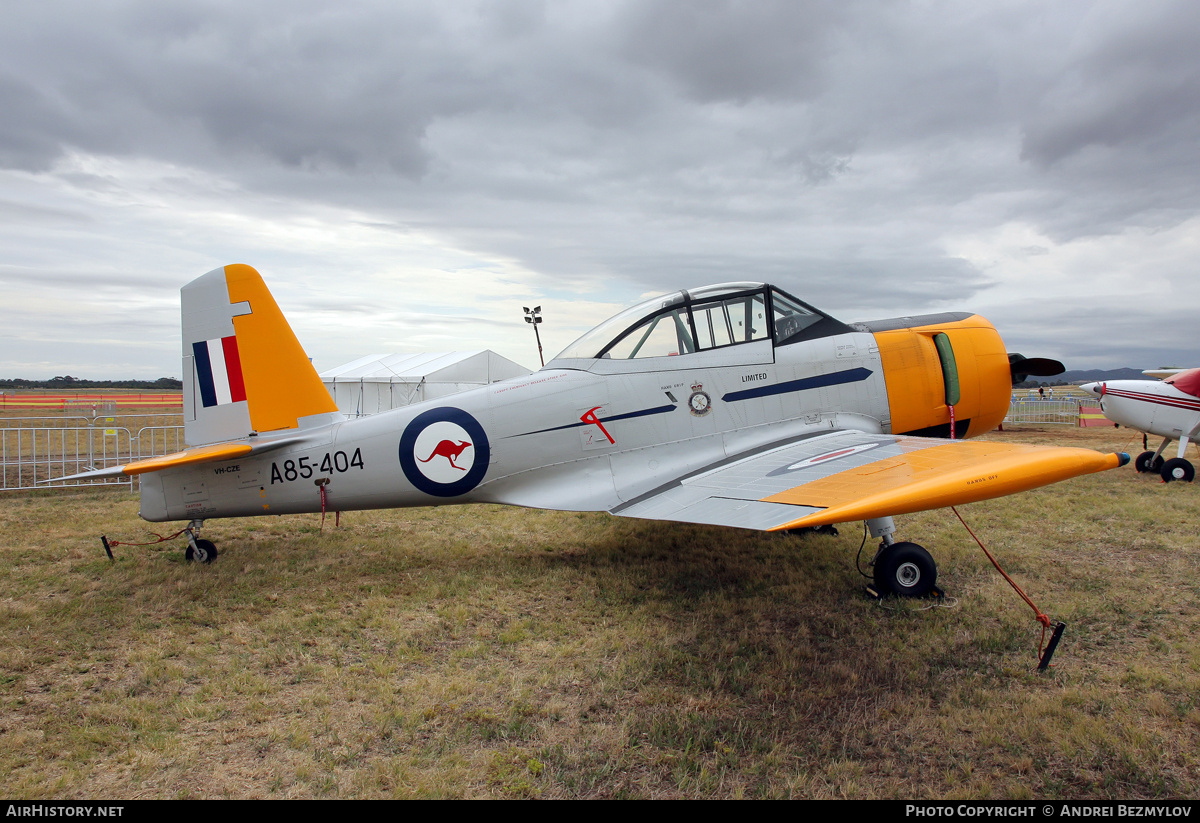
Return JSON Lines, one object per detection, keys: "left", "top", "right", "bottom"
{"left": 2, "top": 426, "right": 1199, "bottom": 798}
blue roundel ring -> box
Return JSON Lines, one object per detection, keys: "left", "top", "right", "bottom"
{"left": 399, "top": 407, "right": 491, "bottom": 498}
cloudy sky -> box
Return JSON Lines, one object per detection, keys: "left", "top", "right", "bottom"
{"left": 2, "top": 0, "right": 1198, "bottom": 379}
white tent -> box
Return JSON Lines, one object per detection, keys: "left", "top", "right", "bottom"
{"left": 319, "top": 351, "right": 532, "bottom": 416}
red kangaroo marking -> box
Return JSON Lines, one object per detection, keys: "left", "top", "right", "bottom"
{"left": 580, "top": 406, "right": 614, "bottom": 444}
{"left": 418, "top": 439, "right": 472, "bottom": 470}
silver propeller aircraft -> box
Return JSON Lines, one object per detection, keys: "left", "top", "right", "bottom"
{"left": 66, "top": 265, "right": 1127, "bottom": 597}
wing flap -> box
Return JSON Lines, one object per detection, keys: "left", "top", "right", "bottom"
{"left": 617, "top": 486, "right": 821, "bottom": 530}
{"left": 612, "top": 431, "right": 1125, "bottom": 532}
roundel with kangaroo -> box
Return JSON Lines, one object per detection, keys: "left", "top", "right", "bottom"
{"left": 399, "top": 407, "right": 491, "bottom": 497}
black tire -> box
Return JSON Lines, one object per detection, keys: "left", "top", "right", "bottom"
{"left": 185, "top": 539, "right": 219, "bottom": 564}
{"left": 874, "top": 542, "right": 937, "bottom": 598}
{"left": 1160, "top": 458, "right": 1195, "bottom": 483}
{"left": 1135, "top": 451, "right": 1163, "bottom": 473}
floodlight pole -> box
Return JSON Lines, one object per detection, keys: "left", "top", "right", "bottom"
{"left": 523, "top": 305, "right": 545, "bottom": 367}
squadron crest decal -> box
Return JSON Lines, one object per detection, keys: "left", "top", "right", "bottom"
{"left": 399, "top": 407, "right": 491, "bottom": 497}
{"left": 688, "top": 383, "right": 712, "bottom": 417}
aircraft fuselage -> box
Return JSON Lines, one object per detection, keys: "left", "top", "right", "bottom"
{"left": 1085, "top": 379, "right": 1200, "bottom": 441}
{"left": 139, "top": 314, "right": 1011, "bottom": 523}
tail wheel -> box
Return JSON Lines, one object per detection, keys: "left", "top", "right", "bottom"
{"left": 1161, "top": 458, "right": 1195, "bottom": 483}
{"left": 185, "top": 539, "right": 219, "bottom": 564}
{"left": 1135, "top": 451, "right": 1163, "bottom": 474}
{"left": 874, "top": 542, "right": 937, "bottom": 598}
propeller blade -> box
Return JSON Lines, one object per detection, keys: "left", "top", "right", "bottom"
{"left": 1008, "top": 353, "right": 1065, "bottom": 385}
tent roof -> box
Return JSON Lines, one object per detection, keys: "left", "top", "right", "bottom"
{"left": 319, "top": 351, "right": 530, "bottom": 382}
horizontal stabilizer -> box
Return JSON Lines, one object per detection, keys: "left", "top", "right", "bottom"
{"left": 46, "top": 435, "right": 309, "bottom": 483}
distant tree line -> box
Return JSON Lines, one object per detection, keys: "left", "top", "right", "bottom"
{"left": 0, "top": 376, "right": 182, "bottom": 390}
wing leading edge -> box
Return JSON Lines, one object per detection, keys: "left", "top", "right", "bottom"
{"left": 611, "top": 431, "right": 1126, "bottom": 531}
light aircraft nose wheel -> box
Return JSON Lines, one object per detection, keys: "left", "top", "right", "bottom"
{"left": 1134, "top": 451, "right": 1164, "bottom": 474}
{"left": 873, "top": 541, "right": 938, "bottom": 598}
{"left": 1160, "top": 458, "right": 1195, "bottom": 483}
{"left": 185, "top": 538, "right": 219, "bottom": 564}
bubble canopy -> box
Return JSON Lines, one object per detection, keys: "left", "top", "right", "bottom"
{"left": 551, "top": 282, "right": 851, "bottom": 362}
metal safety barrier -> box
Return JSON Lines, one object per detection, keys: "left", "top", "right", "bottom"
{"left": 1, "top": 426, "right": 134, "bottom": 489}
{"left": 136, "top": 425, "right": 186, "bottom": 461}
{"left": 1, "top": 422, "right": 185, "bottom": 491}
{"left": 1004, "top": 398, "right": 1083, "bottom": 426}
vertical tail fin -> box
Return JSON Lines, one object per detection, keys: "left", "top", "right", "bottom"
{"left": 182, "top": 264, "right": 340, "bottom": 446}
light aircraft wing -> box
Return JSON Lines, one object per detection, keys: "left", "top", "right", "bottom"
{"left": 612, "top": 431, "right": 1123, "bottom": 531}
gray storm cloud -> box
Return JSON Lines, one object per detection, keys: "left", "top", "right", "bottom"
{"left": 1, "top": 0, "right": 1197, "bottom": 377}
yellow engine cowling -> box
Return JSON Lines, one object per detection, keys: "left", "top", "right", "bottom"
{"left": 872, "top": 314, "right": 1011, "bottom": 439}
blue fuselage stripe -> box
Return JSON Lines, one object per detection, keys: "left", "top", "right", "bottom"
{"left": 721, "top": 367, "right": 873, "bottom": 403}
{"left": 509, "top": 368, "right": 870, "bottom": 439}
{"left": 511, "top": 403, "right": 677, "bottom": 438}
{"left": 604, "top": 404, "right": 677, "bottom": 424}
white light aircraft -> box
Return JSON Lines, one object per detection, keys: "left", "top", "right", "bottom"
{"left": 1081, "top": 370, "right": 1200, "bottom": 482}
{"left": 63, "top": 265, "right": 1128, "bottom": 598}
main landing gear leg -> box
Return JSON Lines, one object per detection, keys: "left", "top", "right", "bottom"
{"left": 864, "top": 516, "right": 942, "bottom": 599}
{"left": 184, "top": 519, "right": 218, "bottom": 564}
{"left": 1136, "top": 437, "right": 1172, "bottom": 475}
{"left": 1160, "top": 427, "right": 1199, "bottom": 483}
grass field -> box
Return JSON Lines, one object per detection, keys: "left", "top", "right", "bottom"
{"left": 1, "top": 424, "right": 1197, "bottom": 799}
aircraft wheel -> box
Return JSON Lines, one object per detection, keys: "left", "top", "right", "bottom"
{"left": 185, "top": 539, "right": 219, "bottom": 564}
{"left": 1135, "top": 451, "right": 1163, "bottom": 473}
{"left": 874, "top": 542, "right": 937, "bottom": 598}
{"left": 1160, "top": 458, "right": 1195, "bottom": 483}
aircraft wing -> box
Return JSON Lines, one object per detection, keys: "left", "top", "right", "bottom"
{"left": 611, "top": 431, "right": 1125, "bottom": 531}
